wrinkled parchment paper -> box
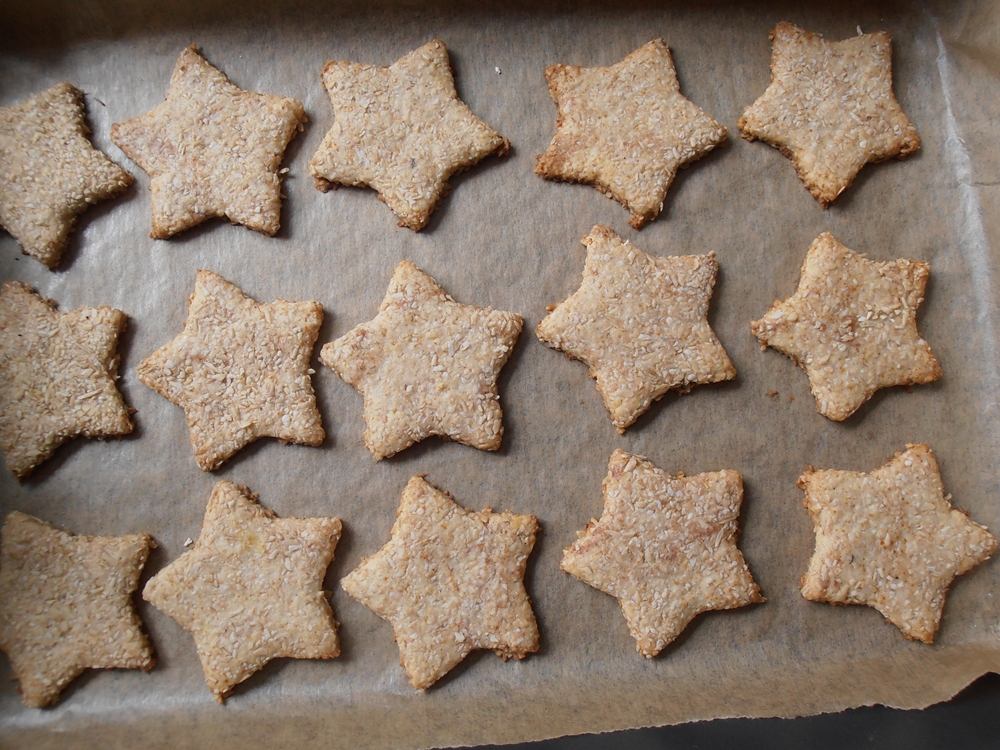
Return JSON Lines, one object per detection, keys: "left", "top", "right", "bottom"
{"left": 2, "top": 1, "right": 999, "bottom": 747}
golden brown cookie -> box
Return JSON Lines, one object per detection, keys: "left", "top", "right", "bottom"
{"left": 537, "top": 225, "right": 735, "bottom": 432}
{"left": 321, "top": 260, "right": 521, "bottom": 460}
{"left": 738, "top": 23, "right": 920, "bottom": 206}
{"left": 308, "top": 40, "right": 509, "bottom": 230}
{"left": 0, "top": 512, "right": 153, "bottom": 707}
{"left": 0, "top": 281, "right": 132, "bottom": 478}
{"left": 111, "top": 45, "right": 305, "bottom": 238}
{"left": 751, "top": 232, "right": 941, "bottom": 421}
{"left": 0, "top": 83, "right": 132, "bottom": 267}
{"left": 142, "top": 481, "right": 341, "bottom": 702}
{"left": 799, "top": 444, "right": 997, "bottom": 643}
{"left": 535, "top": 40, "right": 727, "bottom": 229}
{"left": 341, "top": 475, "right": 539, "bottom": 689}
{"left": 137, "top": 270, "right": 324, "bottom": 471}
{"left": 562, "top": 450, "right": 762, "bottom": 657}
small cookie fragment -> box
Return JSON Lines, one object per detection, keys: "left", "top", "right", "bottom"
{"left": 142, "top": 481, "right": 341, "bottom": 702}
{"left": 341, "top": 475, "right": 539, "bottom": 689}
{"left": 321, "top": 261, "right": 522, "bottom": 460}
{"left": 0, "top": 281, "right": 133, "bottom": 478}
{"left": 0, "top": 512, "right": 154, "bottom": 708}
{"left": 0, "top": 83, "right": 133, "bottom": 267}
{"left": 562, "top": 450, "right": 762, "bottom": 657}
{"left": 751, "top": 232, "right": 941, "bottom": 421}
{"left": 111, "top": 45, "right": 305, "bottom": 238}
{"left": 537, "top": 225, "right": 735, "bottom": 433}
{"left": 738, "top": 22, "right": 920, "bottom": 206}
{"left": 799, "top": 444, "right": 997, "bottom": 643}
{"left": 308, "top": 40, "right": 509, "bottom": 230}
{"left": 137, "top": 270, "right": 324, "bottom": 471}
{"left": 535, "top": 40, "right": 727, "bottom": 229}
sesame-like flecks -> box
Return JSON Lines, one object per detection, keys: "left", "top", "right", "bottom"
{"left": 321, "top": 260, "right": 522, "bottom": 460}
{"left": 308, "top": 40, "right": 509, "bottom": 231}
{"left": 341, "top": 475, "right": 539, "bottom": 689}
{"left": 562, "top": 450, "right": 763, "bottom": 658}
{"left": 751, "top": 232, "right": 941, "bottom": 421}
{"left": 137, "top": 270, "right": 324, "bottom": 471}
{"left": 799, "top": 444, "right": 997, "bottom": 643}
{"left": 142, "top": 481, "right": 341, "bottom": 702}
{"left": 111, "top": 45, "right": 305, "bottom": 238}
{"left": 0, "top": 281, "right": 133, "bottom": 478}
{"left": 535, "top": 39, "right": 727, "bottom": 229}
{"left": 0, "top": 83, "right": 133, "bottom": 267}
{"left": 738, "top": 22, "right": 920, "bottom": 206}
{"left": 0, "top": 512, "right": 154, "bottom": 708}
{"left": 537, "top": 225, "right": 735, "bottom": 433}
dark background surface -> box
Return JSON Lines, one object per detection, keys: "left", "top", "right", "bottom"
{"left": 487, "top": 672, "right": 1000, "bottom": 750}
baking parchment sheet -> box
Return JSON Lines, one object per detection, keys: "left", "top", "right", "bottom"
{"left": 2, "top": 1, "right": 999, "bottom": 747}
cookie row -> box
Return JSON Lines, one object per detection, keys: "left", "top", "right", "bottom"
{"left": 2, "top": 443, "right": 993, "bottom": 707}
{"left": 0, "top": 228, "right": 941, "bottom": 478}
{"left": 0, "top": 23, "right": 919, "bottom": 268}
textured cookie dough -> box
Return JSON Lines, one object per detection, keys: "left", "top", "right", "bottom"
{"left": 535, "top": 39, "right": 727, "bottom": 229}
{"left": 0, "top": 512, "right": 153, "bottom": 708}
{"left": 137, "top": 270, "right": 324, "bottom": 471}
{"left": 309, "top": 40, "right": 509, "bottom": 230}
{"left": 0, "top": 83, "right": 132, "bottom": 267}
{"left": 0, "top": 281, "right": 133, "bottom": 478}
{"left": 738, "top": 22, "right": 920, "bottom": 206}
{"left": 341, "top": 475, "right": 539, "bottom": 689}
{"left": 111, "top": 45, "right": 305, "bottom": 238}
{"left": 537, "top": 225, "right": 735, "bottom": 432}
{"left": 751, "top": 232, "right": 941, "bottom": 421}
{"left": 799, "top": 444, "right": 997, "bottom": 643}
{"left": 321, "top": 260, "right": 522, "bottom": 460}
{"left": 562, "top": 450, "right": 763, "bottom": 657}
{"left": 142, "top": 481, "right": 341, "bottom": 702}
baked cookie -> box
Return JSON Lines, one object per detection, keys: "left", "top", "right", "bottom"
{"left": 321, "top": 261, "right": 521, "bottom": 460}
{"left": 341, "top": 475, "right": 538, "bottom": 689}
{"left": 535, "top": 40, "right": 727, "bottom": 229}
{"left": 799, "top": 444, "right": 997, "bottom": 643}
{"left": 562, "top": 450, "right": 762, "bottom": 657}
{"left": 0, "top": 512, "right": 153, "bottom": 707}
{"left": 309, "top": 40, "right": 509, "bottom": 230}
{"left": 751, "top": 232, "right": 941, "bottom": 421}
{"left": 143, "top": 481, "right": 341, "bottom": 702}
{"left": 738, "top": 23, "right": 920, "bottom": 206}
{"left": 0, "top": 281, "right": 132, "bottom": 478}
{"left": 137, "top": 270, "right": 324, "bottom": 471}
{"left": 111, "top": 45, "right": 305, "bottom": 238}
{"left": 0, "top": 83, "right": 132, "bottom": 267}
{"left": 537, "top": 225, "right": 735, "bottom": 432}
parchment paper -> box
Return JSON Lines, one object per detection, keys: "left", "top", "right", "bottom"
{"left": 2, "top": 1, "right": 999, "bottom": 747}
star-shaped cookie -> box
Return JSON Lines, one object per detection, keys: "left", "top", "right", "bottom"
{"left": 0, "top": 281, "right": 133, "bottom": 478}
{"left": 562, "top": 450, "right": 763, "bottom": 657}
{"left": 535, "top": 39, "right": 727, "bottom": 229}
{"left": 111, "top": 45, "right": 305, "bottom": 238}
{"left": 751, "top": 232, "right": 941, "bottom": 421}
{"left": 321, "top": 261, "right": 522, "bottom": 460}
{"left": 0, "top": 511, "right": 154, "bottom": 707}
{"left": 738, "top": 23, "right": 920, "bottom": 206}
{"left": 341, "top": 475, "right": 539, "bottom": 689}
{"left": 0, "top": 83, "right": 133, "bottom": 267}
{"left": 308, "top": 40, "right": 509, "bottom": 231}
{"left": 143, "top": 481, "right": 341, "bottom": 702}
{"left": 536, "top": 225, "right": 735, "bottom": 433}
{"left": 137, "top": 270, "right": 324, "bottom": 471}
{"left": 799, "top": 444, "right": 997, "bottom": 643}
